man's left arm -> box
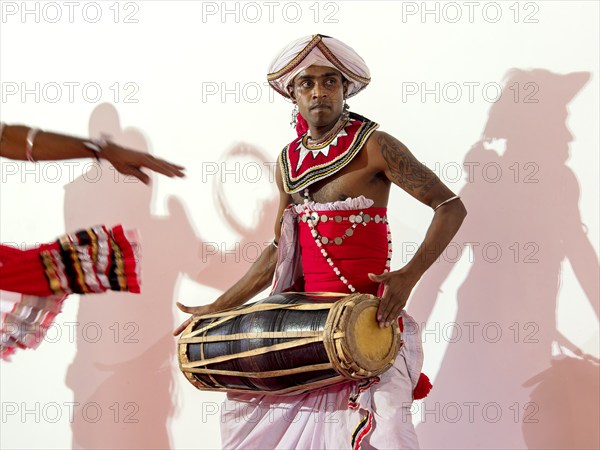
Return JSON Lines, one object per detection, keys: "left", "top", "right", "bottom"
{"left": 367, "top": 131, "right": 467, "bottom": 327}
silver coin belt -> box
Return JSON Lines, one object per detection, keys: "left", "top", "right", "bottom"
{"left": 299, "top": 212, "right": 389, "bottom": 246}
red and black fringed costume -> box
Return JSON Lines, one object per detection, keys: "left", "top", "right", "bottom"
{"left": 0, "top": 225, "right": 140, "bottom": 360}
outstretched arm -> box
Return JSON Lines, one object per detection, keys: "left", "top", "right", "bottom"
{"left": 174, "top": 162, "right": 292, "bottom": 335}
{"left": 367, "top": 131, "right": 467, "bottom": 327}
{"left": 0, "top": 123, "right": 185, "bottom": 184}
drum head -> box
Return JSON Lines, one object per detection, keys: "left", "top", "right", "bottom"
{"left": 345, "top": 298, "right": 400, "bottom": 374}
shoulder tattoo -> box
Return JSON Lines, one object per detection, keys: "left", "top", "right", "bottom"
{"left": 378, "top": 134, "right": 439, "bottom": 197}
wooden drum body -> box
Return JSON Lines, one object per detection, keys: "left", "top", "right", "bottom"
{"left": 178, "top": 292, "right": 401, "bottom": 395}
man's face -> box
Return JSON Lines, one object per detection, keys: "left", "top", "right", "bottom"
{"left": 289, "top": 65, "right": 348, "bottom": 129}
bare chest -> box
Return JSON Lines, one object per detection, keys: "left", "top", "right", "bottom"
{"left": 290, "top": 160, "right": 388, "bottom": 205}
{"left": 291, "top": 176, "right": 351, "bottom": 204}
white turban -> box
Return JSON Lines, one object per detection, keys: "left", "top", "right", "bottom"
{"left": 267, "top": 34, "right": 371, "bottom": 99}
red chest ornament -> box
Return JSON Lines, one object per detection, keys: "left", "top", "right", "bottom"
{"left": 279, "top": 112, "right": 379, "bottom": 194}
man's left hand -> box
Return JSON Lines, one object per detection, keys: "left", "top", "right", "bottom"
{"left": 369, "top": 269, "right": 420, "bottom": 328}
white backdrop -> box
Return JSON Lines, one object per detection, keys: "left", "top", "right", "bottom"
{"left": 1, "top": 1, "right": 598, "bottom": 449}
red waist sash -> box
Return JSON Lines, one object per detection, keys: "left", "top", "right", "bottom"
{"left": 0, "top": 225, "right": 140, "bottom": 296}
{"left": 298, "top": 207, "right": 388, "bottom": 295}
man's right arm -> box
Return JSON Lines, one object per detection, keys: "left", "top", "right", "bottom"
{"left": 174, "top": 162, "right": 292, "bottom": 335}
{"left": 1, "top": 124, "right": 185, "bottom": 184}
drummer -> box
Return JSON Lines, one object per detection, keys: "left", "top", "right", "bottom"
{"left": 176, "top": 34, "right": 467, "bottom": 449}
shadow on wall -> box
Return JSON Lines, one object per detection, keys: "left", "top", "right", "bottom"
{"left": 63, "top": 103, "right": 277, "bottom": 449}
{"left": 409, "top": 69, "right": 599, "bottom": 449}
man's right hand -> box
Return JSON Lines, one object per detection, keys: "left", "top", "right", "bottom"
{"left": 173, "top": 302, "right": 214, "bottom": 336}
{"left": 102, "top": 143, "right": 186, "bottom": 185}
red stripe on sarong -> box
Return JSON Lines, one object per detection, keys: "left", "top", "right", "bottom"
{"left": 353, "top": 412, "right": 373, "bottom": 450}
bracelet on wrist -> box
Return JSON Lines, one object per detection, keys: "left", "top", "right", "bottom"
{"left": 83, "top": 135, "right": 110, "bottom": 161}
{"left": 26, "top": 128, "right": 41, "bottom": 162}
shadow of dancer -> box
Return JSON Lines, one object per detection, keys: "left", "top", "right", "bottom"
{"left": 409, "top": 69, "right": 599, "bottom": 449}
{"left": 63, "top": 104, "right": 277, "bottom": 449}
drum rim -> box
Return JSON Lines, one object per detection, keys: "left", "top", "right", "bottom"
{"left": 324, "top": 293, "right": 402, "bottom": 379}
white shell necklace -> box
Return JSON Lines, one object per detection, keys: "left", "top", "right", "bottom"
{"left": 301, "top": 188, "right": 392, "bottom": 293}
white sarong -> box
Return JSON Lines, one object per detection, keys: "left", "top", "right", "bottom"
{"left": 220, "top": 197, "right": 423, "bottom": 449}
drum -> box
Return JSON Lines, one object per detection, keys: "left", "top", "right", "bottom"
{"left": 178, "top": 292, "right": 402, "bottom": 395}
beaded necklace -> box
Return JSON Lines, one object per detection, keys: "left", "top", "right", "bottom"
{"left": 301, "top": 188, "right": 392, "bottom": 293}
{"left": 303, "top": 117, "right": 349, "bottom": 150}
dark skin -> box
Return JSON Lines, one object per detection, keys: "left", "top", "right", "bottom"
{"left": 175, "top": 65, "right": 467, "bottom": 335}
{"left": 0, "top": 125, "right": 185, "bottom": 184}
